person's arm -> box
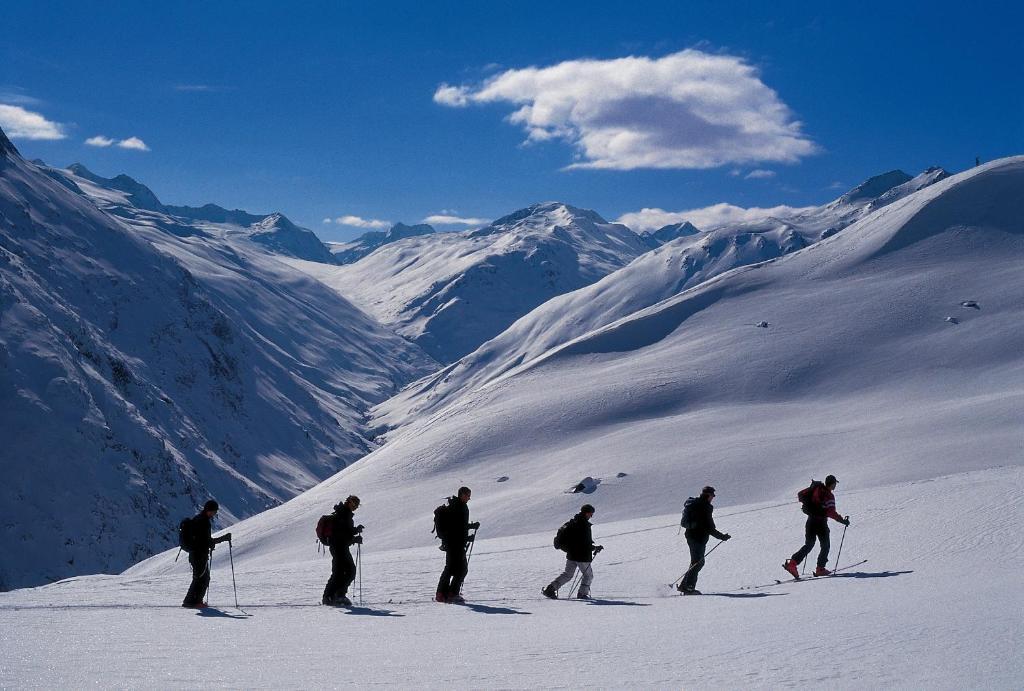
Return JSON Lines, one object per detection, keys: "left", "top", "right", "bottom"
{"left": 823, "top": 495, "right": 848, "bottom": 524}
{"left": 707, "top": 505, "right": 730, "bottom": 541}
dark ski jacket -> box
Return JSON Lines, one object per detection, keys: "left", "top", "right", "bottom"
{"left": 562, "top": 513, "right": 596, "bottom": 563}
{"left": 806, "top": 485, "right": 844, "bottom": 523}
{"left": 439, "top": 497, "right": 471, "bottom": 551}
{"left": 683, "top": 496, "right": 728, "bottom": 544}
{"left": 190, "top": 512, "right": 215, "bottom": 553}
{"left": 331, "top": 504, "right": 359, "bottom": 548}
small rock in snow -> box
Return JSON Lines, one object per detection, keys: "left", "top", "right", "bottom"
{"left": 755, "top": 321, "right": 770, "bottom": 328}
{"left": 960, "top": 300, "right": 980, "bottom": 309}
{"left": 945, "top": 316, "right": 960, "bottom": 324}
{"left": 496, "top": 476, "right": 509, "bottom": 483}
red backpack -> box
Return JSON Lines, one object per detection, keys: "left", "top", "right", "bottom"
{"left": 797, "top": 480, "right": 825, "bottom": 515}
{"left": 315, "top": 514, "right": 334, "bottom": 551}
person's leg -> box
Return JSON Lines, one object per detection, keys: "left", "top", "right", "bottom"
{"left": 548, "top": 559, "right": 578, "bottom": 592}
{"left": 816, "top": 522, "right": 831, "bottom": 569}
{"left": 183, "top": 551, "right": 210, "bottom": 606}
{"left": 577, "top": 562, "right": 594, "bottom": 598}
{"left": 681, "top": 539, "right": 707, "bottom": 591}
{"left": 324, "top": 547, "right": 343, "bottom": 602}
{"left": 448, "top": 549, "right": 469, "bottom": 597}
{"left": 338, "top": 548, "right": 356, "bottom": 597}
{"left": 437, "top": 548, "right": 455, "bottom": 597}
{"left": 792, "top": 518, "right": 817, "bottom": 564}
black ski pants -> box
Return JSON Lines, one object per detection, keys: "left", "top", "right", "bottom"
{"left": 680, "top": 538, "right": 708, "bottom": 592}
{"left": 437, "top": 545, "right": 468, "bottom": 598}
{"left": 323, "top": 545, "right": 356, "bottom": 601}
{"left": 792, "top": 516, "right": 830, "bottom": 569}
{"left": 183, "top": 549, "right": 211, "bottom": 606}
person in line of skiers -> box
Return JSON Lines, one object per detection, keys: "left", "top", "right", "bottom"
{"left": 784, "top": 474, "right": 850, "bottom": 578}
{"left": 435, "top": 486, "right": 480, "bottom": 603}
{"left": 542, "top": 504, "right": 603, "bottom": 600}
{"left": 678, "top": 486, "right": 731, "bottom": 595}
{"left": 322, "top": 495, "right": 363, "bottom": 606}
{"left": 181, "top": 500, "right": 232, "bottom": 608}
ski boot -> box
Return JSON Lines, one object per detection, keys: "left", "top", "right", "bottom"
{"left": 448, "top": 594, "right": 466, "bottom": 604}
{"left": 681, "top": 589, "right": 702, "bottom": 596}
{"left": 783, "top": 559, "right": 800, "bottom": 579}
{"left": 813, "top": 567, "right": 832, "bottom": 577}
{"left": 541, "top": 585, "right": 557, "bottom": 600}
{"left": 576, "top": 592, "right": 592, "bottom": 600}
{"left": 434, "top": 591, "right": 447, "bottom": 603}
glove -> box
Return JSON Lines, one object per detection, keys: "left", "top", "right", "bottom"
{"left": 354, "top": 524, "right": 364, "bottom": 534}
{"left": 214, "top": 532, "right": 232, "bottom": 544}
{"left": 843, "top": 516, "right": 851, "bottom": 527}
{"left": 353, "top": 535, "right": 363, "bottom": 544}
{"left": 593, "top": 545, "right": 604, "bottom": 554}
{"left": 469, "top": 522, "right": 480, "bottom": 530}
{"left": 721, "top": 534, "right": 731, "bottom": 541}
{"left": 466, "top": 534, "right": 475, "bottom": 543}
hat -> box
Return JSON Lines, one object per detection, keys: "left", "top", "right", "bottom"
{"left": 825, "top": 475, "right": 838, "bottom": 486}
{"left": 701, "top": 485, "right": 716, "bottom": 496}
{"left": 581, "top": 504, "right": 595, "bottom": 514}
{"left": 346, "top": 495, "right": 361, "bottom": 507}
{"left": 203, "top": 499, "right": 219, "bottom": 512}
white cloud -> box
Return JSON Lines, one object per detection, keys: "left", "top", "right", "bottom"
{"left": 0, "top": 104, "right": 66, "bottom": 140}
{"left": 331, "top": 215, "right": 390, "bottom": 229}
{"left": 745, "top": 168, "right": 776, "bottom": 179}
{"left": 85, "top": 135, "right": 115, "bottom": 147}
{"left": 617, "top": 202, "right": 815, "bottom": 233}
{"left": 434, "top": 49, "right": 817, "bottom": 170}
{"left": 116, "top": 136, "right": 150, "bottom": 151}
{"left": 422, "top": 214, "right": 489, "bottom": 226}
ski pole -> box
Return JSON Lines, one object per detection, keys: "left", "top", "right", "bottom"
{"left": 207, "top": 547, "right": 214, "bottom": 606}
{"left": 834, "top": 521, "right": 848, "bottom": 569}
{"left": 568, "top": 570, "right": 583, "bottom": 599}
{"left": 671, "top": 540, "right": 723, "bottom": 587}
{"left": 228, "top": 538, "right": 239, "bottom": 609}
{"left": 357, "top": 543, "right": 363, "bottom": 606}
{"left": 465, "top": 527, "right": 478, "bottom": 567}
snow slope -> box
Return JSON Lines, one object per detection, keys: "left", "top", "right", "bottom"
{"left": 0, "top": 128, "right": 434, "bottom": 590}
{"left": 2, "top": 467, "right": 1020, "bottom": 687}
{"left": 286, "top": 202, "right": 652, "bottom": 363}
{"left": 167, "top": 156, "right": 1024, "bottom": 559}
{"left": 374, "top": 167, "right": 952, "bottom": 431}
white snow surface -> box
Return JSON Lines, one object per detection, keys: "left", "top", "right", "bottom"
{"left": 2, "top": 467, "right": 1021, "bottom": 688}
{"left": 285, "top": 202, "right": 652, "bottom": 363}
{"left": 0, "top": 134, "right": 434, "bottom": 590}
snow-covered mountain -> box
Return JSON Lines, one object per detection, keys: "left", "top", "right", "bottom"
{"left": 0, "top": 128, "right": 434, "bottom": 590}
{"left": 287, "top": 202, "right": 653, "bottom": 363}
{"left": 375, "top": 167, "right": 952, "bottom": 431}
{"left": 640, "top": 220, "right": 700, "bottom": 247}
{"left": 328, "top": 222, "right": 436, "bottom": 264}
{"left": 51, "top": 163, "right": 337, "bottom": 263}
{"left": 127, "top": 156, "right": 1023, "bottom": 567}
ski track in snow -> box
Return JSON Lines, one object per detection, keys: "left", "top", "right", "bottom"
{"left": 2, "top": 467, "right": 1021, "bottom": 688}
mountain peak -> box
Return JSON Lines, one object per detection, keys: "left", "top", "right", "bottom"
{"left": 385, "top": 222, "right": 435, "bottom": 242}
{"left": 483, "top": 202, "right": 609, "bottom": 232}
{"left": 840, "top": 170, "right": 913, "bottom": 204}
{"left": 0, "top": 125, "right": 20, "bottom": 159}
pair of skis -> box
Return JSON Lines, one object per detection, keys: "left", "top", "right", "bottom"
{"left": 734, "top": 559, "right": 869, "bottom": 591}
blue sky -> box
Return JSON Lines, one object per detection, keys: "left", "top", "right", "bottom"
{"left": 2, "top": 1, "right": 1021, "bottom": 240}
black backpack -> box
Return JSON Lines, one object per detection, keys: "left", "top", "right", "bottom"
{"left": 553, "top": 520, "right": 573, "bottom": 551}
{"left": 178, "top": 516, "right": 197, "bottom": 553}
{"left": 680, "top": 497, "right": 698, "bottom": 530}
{"left": 433, "top": 502, "right": 452, "bottom": 543}
{"left": 798, "top": 480, "right": 825, "bottom": 515}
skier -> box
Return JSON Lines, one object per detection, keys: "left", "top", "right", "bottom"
{"left": 784, "top": 474, "right": 850, "bottom": 578}
{"left": 677, "top": 486, "right": 731, "bottom": 595}
{"left": 181, "top": 500, "right": 232, "bottom": 608}
{"left": 542, "top": 504, "right": 603, "bottom": 600}
{"left": 322, "top": 495, "right": 363, "bottom": 606}
{"left": 434, "top": 486, "right": 479, "bottom": 603}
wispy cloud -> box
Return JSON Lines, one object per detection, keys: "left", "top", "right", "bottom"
{"left": 85, "top": 135, "right": 115, "bottom": 147}
{"left": 174, "top": 84, "right": 230, "bottom": 93}
{"left": 435, "top": 49, "right": 817, "bottom": 171}
{"left": 617, "top": 202, "right": 815, "bottom": 233}
{"left": 326, "top": 215, "right": 390, "bottom": 229}
{"left": 745, "top": 169, "right": 776, "bottom": 179}
{"left": 422, "top": 214, "right": 489, "bottom": 226}
{"left": 116, "top": 136, "right": 150, "bottom": 151}
{"left": 0, "top": 104, "right": 66, "bottom": 140}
